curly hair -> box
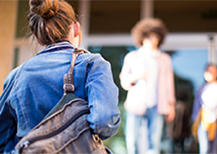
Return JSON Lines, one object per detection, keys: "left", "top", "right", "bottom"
{"left": 131, "top": 18, "right": 167, "bottom": 47}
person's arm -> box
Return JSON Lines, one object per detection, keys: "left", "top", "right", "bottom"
{"left": 119, "top": 53, "right": 147, "bottom": 90}
{"left": 0, "top": 102, "right": 16, "bottom": 153}
{"left": 0, "top": 69, "right": 18, "bottom": 153}
{"left": 119, "top": 54, "right": 133, "bottom": 90}
{"left": 85, "top": 54, "right": 121, "bottom": 140}
{"left": 192, "top": 87, "right": 203, "bottom": 122}
{"left": 165, "top": 56, "right": 176, "bottom": 122}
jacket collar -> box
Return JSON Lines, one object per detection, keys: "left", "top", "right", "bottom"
{"left": 37, "top": 40, "right": 74, "bottom": 55}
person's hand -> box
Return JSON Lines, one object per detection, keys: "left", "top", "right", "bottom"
{"left": 165, "top": 103, "right": 175, "bottom": 123}
{"left": 131, "top": 72, "right": 147, "bottom": 85}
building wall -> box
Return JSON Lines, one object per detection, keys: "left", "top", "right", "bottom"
{"left": 1, "top": 0, "right": 217, "bottom": 94}
{"left": 0, "top": 1, "right": 18, "bottom": 93}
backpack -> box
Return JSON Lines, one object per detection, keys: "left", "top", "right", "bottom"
{"left": 15, "top": 48, "right": 108, "bottom": 154}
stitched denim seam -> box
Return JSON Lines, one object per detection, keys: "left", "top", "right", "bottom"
{"left": 16, "top": 84, "right": 31, "bottom": 132}
{"left": 15, "top": 63, "right": 31, "bottom": 132}
{"left": 88, "top": 84, "right": 99, "bottom": 133}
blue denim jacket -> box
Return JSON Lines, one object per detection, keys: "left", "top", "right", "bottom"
{"left": 0, "top": 41, "right": 121, "bottom": 153}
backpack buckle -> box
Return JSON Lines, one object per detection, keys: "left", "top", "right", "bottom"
{"left": 63, "top": 84, "right": 75, "bottom": 93}
{"left": 92, "top": 134, "right": 100, "bottom": 143}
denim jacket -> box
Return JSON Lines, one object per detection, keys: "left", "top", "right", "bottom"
{"left": 0, "top": 41, "right": 121, "bottom": 153}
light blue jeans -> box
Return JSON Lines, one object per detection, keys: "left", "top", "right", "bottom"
{"left": 198, "top": 123, "right": 208, "bottom": 154}
{"left": 125, "top": 105, "right": 164, "bottom": 154}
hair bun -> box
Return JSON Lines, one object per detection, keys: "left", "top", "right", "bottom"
{"left": 29, "top": 0, "right": 58, "bottom": 18}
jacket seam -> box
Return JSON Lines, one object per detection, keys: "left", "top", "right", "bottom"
{"left": 15, "top": 63, "right": 31, "bottom": 133}
{"left": 88, "top": 82, "right": 99, "bottom": 134}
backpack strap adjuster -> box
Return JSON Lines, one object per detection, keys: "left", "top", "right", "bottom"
{"left": 63, "top": 84, "right": 75, "bottom": 93}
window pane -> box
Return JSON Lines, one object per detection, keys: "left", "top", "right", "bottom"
{"left": 171, "top": 49, "right": 208, "bottom": 92}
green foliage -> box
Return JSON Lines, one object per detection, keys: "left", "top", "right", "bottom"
{"left": 103, "top": 103, "right": 127, "bottom": 154}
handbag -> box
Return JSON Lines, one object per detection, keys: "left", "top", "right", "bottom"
{"left": 15, "top": 48, "right": 108, "bottom": 154}
{"left": 124, "top": 80, "right": 147, "bottom": 116}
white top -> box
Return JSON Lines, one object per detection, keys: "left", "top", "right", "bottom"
{"left": 201, "top": 82, "right": 217, "bottom": 123}
{"left": 129, "top": 48, "right": 159, "bottom": 108}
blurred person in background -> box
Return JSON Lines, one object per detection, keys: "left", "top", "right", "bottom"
{"left": 119, "top": 18, "right": 176, "bottom": 154}
{"left": 167, "top": 91, "right": 191, "bottom": 153}
{"left": 192, "top": 64, "right": 217, "bottom": 154}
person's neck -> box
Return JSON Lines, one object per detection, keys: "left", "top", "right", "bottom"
{"left": 207, "top": 80, "right": 217, "bottom": 83}
{"left": 139, "top": 46, "right": 160, "bottom": 57}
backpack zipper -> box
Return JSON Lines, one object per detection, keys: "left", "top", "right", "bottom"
{"left": 19, "top": 109, "right": 90, "bottom": 152}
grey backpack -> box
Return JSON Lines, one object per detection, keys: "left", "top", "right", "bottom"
{"left": 15, "top": 49, "right": 108, "bottom": 154}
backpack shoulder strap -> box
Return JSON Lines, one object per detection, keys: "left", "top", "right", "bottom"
{"left": 43, "top": 48, "right": 90, "bottom": 119}
{"left": 63, "top": 48, "right": 90, "bottom": 93}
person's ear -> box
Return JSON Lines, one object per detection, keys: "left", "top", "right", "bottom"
{"left": 36, "top": 37, "right": 44, "bottom": 46}
{"left": 73, "top": 22, "right": 79, "bottom": 38}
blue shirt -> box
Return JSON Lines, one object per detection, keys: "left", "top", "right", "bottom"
{"left": 0, "top": 41, "right": 121, "bottom": 153}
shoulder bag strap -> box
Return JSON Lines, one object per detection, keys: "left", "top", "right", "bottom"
{"left": 43, "top": 48, "right": 90, "bottom": 120}
{"left": 63, "top": 48, "right": 90, "bottom": 93}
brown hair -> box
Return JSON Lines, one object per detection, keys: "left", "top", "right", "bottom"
{"left": 131, "top": 18, "right": 167, "bottom": 47}
{"left": 205, "top": 63, "right": 217, "bottom": 71}
{"left": 205, "top": 63, "right": 217, "bottom": 81}
{"left": 28, "top": 0, "right": 78, "bottom": 46}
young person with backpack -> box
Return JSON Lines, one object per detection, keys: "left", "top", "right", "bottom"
{"left": 0, "top": 0, "right": 121, "bottom": 153}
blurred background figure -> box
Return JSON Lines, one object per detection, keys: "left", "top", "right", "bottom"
{"left": 192, "top": 64, "right": 217, "bottom": 154}
{"left": 167, "top": 90, "right": 192, "bottom": 153}
{"left": 119, "top": 18, "right": 176, "bottom": 154}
